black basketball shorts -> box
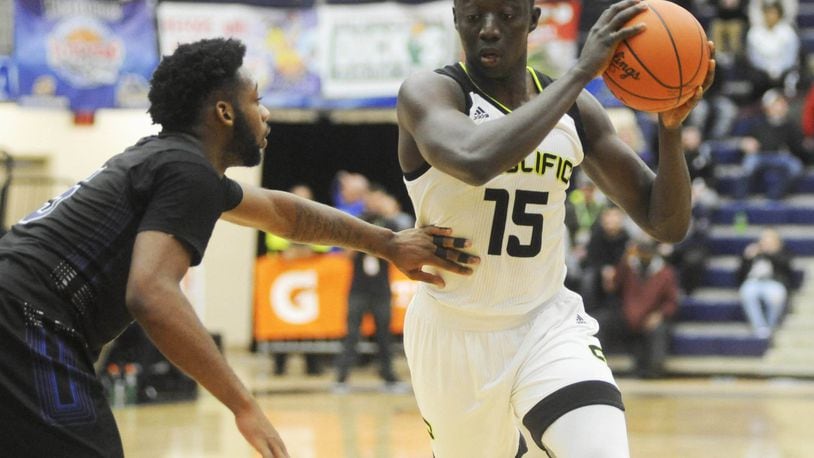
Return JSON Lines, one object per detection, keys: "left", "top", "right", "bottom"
{"left": 0, "top": 289, "right": 123, "bottom": 458}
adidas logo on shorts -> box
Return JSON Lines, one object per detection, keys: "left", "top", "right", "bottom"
{"left": 575, "top": 314, "right": 587, "bottom": 325}
{"left": 473, "top": 106, "right": 489, "bottom": 120}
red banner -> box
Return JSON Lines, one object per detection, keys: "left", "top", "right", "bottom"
{"left": 253, "top": 253, "right": 415, "bottom": 341}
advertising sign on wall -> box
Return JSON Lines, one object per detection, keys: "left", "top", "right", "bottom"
{"left": 318, "top": 1, "right": 457, "bottom": 101}
{"left": 254, "top": 253, "right": 415, "bottom": 341}
{"left": 157, "top": 2, "right": 321, "bottom": 108}
{"left": 14, "top": 0, "right": 159, "bottom": 111}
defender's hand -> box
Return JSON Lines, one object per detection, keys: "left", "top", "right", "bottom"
{"left": 660, "top": 41, "right": 717, "bottom": 129}
{"left": 387, "top": 226, "right": 479, "bottom": 287}
{"left": 234, "top": 403, "right": 290, "bottom": 458}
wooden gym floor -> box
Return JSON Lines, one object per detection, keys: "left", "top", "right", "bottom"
{"left": 115, "top": 350, "right": 814, "bottom": 458}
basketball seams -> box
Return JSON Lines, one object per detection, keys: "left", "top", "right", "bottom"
{"left": 684, "top": 20, "right": 708, "bottom": 86}
{"left": 618, "top": 38, "right": 680, "bottom": 89}
{"left": 603, "top": 73, "right": 680, "bottom": 103}
{"left": 648, "top": 1, "right": 683, "bottom": 105}
{"left": 601, "top": 0, "right": 708, "bottom": 112}
{"left": 604, "top": 43, "right": 680, "bottom": 108}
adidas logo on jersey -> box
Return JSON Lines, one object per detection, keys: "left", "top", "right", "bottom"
{"left": 473, "top": 106, "right": 489, "bottom": 120}
{"left": 576, "top": 314, "right": 587, "bottom": 325}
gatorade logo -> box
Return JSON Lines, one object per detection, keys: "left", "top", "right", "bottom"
{"left": 270, "top": 270, "right": 319, "bottom": 324}
{"left": 610, "top": 51, "right": 640, "bottom": 80}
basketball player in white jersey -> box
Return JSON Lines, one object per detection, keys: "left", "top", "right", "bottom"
{"left": 396, "top": 0, "right": 715, "bottom": 456}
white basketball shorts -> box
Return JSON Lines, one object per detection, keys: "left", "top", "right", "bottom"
{"left": 404, "top": 287, "right": 624, "bottom": 457}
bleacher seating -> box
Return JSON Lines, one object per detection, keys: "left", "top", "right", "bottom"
{"left": 668, "top": 159, "right": 813, "bottom": 365}
{"left": 800, "top": 0, "right": 814, "bottom": 73}
{"left": 596, "top": 2, "right": 814, "bottom": 375}
{"left": 711, "top": 200, "right": 814, "bottom": 225}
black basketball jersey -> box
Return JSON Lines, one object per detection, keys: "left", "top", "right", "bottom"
{"left": 0, "top": 132, "right": 243, "bottom": 351}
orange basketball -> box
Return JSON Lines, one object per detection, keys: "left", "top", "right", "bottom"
{"left": 601, "top": 0, "right": 710, "bottom": 113}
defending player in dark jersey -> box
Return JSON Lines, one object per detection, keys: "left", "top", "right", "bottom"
{"left": 0, "top": 38, "right": 478, "bottom": 458}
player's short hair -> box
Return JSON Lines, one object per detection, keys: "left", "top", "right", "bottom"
{"left": 148, "top": 38, "right": 246, "bottom": 132}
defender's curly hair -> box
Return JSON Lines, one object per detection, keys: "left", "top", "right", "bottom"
{"left": 148, "top": 38, "right": 246, "bottom": 131}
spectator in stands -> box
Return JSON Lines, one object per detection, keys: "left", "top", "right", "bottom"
{"left": 334, "top": 186, "right": 411, "bottom": 393}
{"left": 264, "top": 184, "right": 331, "bottom": 376}
{"left": 596, "top": 238, "right": 680, "bottom": 378}
{"left": 662, "top": 126, "right": 718, "bottom": 293}
{"left": 365, "top": 185, "right": 415, "bottom": 232}
{"left": 665, "top": 217, "right": 711, "bottom": 294}
{"left": 333, "top": 171, "right": 369, "bottom": 217}
{"left": 736, "top": 228, "right": 794, "bottom": 337}
{"left": 567, "top": 177, "right": 607, "bottom": 248}
{"left": 710, "top": 0, "right": 749, "bottom": 63}
{"left": 581, "top": 206, "right": 631, "bottom": 312}
{"left": 735, "top": 89, "right": 806, "bottom": 200}
{"left": 683, "top": 125, "right": 720, "bottom": 217}
{"left": 799, "top": 83, "right": 814, "bottom": 152}
{"left": 745, "top": 1, "right": 800, "bottom": 99}
{"left": 565, "top": 176, "right": 608, "bottom": 292}
{"left": 748, "top": 0, "right": 798, "bottom": 28}
{"left": 686, "top": 69, "right": 739, "bottom": 140}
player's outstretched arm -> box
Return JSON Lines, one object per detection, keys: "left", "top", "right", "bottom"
{"left": 222, "top": 184, "right": 479, "bottom": 287}
{"left": 126, "top": 231, "right": 289, "bottom": 458}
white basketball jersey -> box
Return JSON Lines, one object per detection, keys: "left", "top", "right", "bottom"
{"left": 405, "top": 63, "right": 585, "bottom": 317}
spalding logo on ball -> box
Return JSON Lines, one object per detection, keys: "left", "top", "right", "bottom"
{"left": 602, "top": 0, "right": 710, "bottom": 113}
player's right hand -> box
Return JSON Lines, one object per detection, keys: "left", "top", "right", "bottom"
{"left": 576, "top": 0, "right": 649, "bottom": 78}
{"left": 234, "top": 402, "right": 290, "bottom": 458}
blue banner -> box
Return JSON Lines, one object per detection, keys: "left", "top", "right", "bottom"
{"left": 14, "top": 0, "right": 159, "bottom": 111}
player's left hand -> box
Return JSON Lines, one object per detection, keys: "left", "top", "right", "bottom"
{"left": 387, "top": 225, "right": 479, "bottom": 287}
{"left": 659, "top": 40, "right": 716, "bottom": 130}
